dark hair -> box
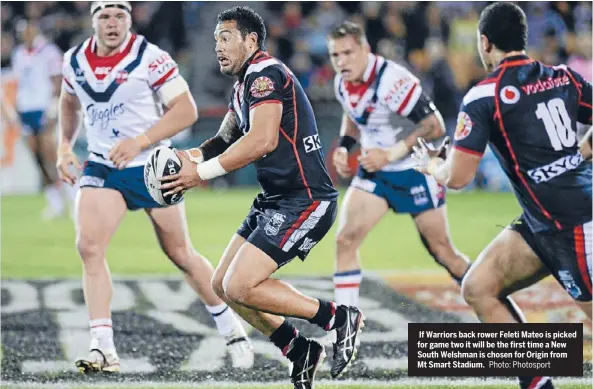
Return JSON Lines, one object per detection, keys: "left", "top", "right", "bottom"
{"left": 217, "top": 6, "right": 266, "bottom": 49}
{"left": 478, "top": 2, "right": 528, "bottom": 52}
{"left": 328, "top": 21, "right": 367, "bottom": 45}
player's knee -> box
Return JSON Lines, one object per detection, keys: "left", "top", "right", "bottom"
{"left": 76, "top": 237, "right": 106, "bottom": 265}
{"left": 163, "top": 245, "right": 191, "bottom": 273}
{"left": 211, "top": 271, "right": 226, "bottom": 299}
{"left": 461, "top": 269, "right": 493, "bottom": 307}
{"left": 222, "top": 273, "right": 248, "bottom": 305}
{"left": 336, "top": 228, "right": 362, "bottom": 252}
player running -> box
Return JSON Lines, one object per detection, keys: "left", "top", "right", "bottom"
{"left": 12, "top": 19, "right": 74, "bottom": 219}
{"left": 57, "top": 1, "right": 253, "bottom": 373}
{"left": 160, "top": 6, "right": 364, "bottom": 388}
{"left": 414, "top": 3, "right": 592, "bottom": 389}
{"left": 327, "top": 20, "right": 525, "bottom": 324}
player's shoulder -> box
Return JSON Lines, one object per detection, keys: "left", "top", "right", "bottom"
{"left": 461, "top": 78, "right": 497, "bottom": 108}
{"left": 244, "top": 53, "right": 288, "bottom": 91}
{"left": 245, "top": 53, "right": 285, "bottom": 79}
{"left": 142, "top": 36, "right": 170, "bottom": 59}
{"left": 376, "top": 56, "right": 419, "bottom": 92}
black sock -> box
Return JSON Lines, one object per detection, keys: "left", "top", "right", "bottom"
{"left": 308, "top": 299, "right": 346, "bottom": 330}
{"left": 518, "top": 376, "right": 554, "bottom": 389}
{"left": 269, "top": 320, "right": 308, "bottom": 362}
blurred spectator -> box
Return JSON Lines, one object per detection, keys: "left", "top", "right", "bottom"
{"left": 567, "top": 32, "right": 593, "bottom": 82}
{"left": 526, "top": 2, "right": 568, "bottom": 50}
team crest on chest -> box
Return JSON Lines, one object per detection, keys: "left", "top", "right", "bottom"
{"left": 250, "top": 76, "right": 274, "bottom": 98}
{"left": 115, "top": 70, "right": 129, "bottom": 85}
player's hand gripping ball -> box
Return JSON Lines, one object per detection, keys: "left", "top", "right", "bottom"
{"left": 144, "top": 146, "right": 184, "bottom": 206}
{"left": 412, "top": 136, "right": 450, "bottom": 173}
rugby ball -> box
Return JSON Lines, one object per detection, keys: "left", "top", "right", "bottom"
{"left": 144, "top": 146, "right": 184, "bottom": 206}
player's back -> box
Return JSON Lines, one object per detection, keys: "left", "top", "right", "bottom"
{"left": 480, "top": 55, "right": 592, "bottom": 231}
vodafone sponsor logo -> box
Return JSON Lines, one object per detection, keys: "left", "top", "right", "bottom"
{"left": 500, "top": 86, "right": 520, "bottom": 104}
{"left": 521, "top": 76, "right": 570, "bottom": 96}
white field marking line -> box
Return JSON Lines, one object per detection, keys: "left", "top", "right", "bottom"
{"left": 1, "top": 269, "right": 441, "bottom": 282}
{"left": 2, "top": 378, "right": 592, "bottom": 388}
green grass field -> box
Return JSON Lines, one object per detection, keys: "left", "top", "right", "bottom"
{"left": 6, "top": 190, "right": 589, "bottom": 389}
{"left": 1, "top": 189, "right": 521, "bottom": 278}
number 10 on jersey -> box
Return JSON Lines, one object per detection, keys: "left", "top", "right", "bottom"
{"left": 535, "top": 98, "right": 576, "bottom": 151}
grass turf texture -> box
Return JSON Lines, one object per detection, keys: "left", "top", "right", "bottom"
{"left": 1, "top": 189, "right": 520, "bottom": 278}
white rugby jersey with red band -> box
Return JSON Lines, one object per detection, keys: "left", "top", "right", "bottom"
{"left": 62, "top": 34, "right": 179, "bottom": 168}
{"left": 334, "top": 53, "right": 424, "bottom": 172}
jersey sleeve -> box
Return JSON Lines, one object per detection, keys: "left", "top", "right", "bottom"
{"left": 567, "top": 67, "right": 592, "bottom": 125}
{"left": 452, "top": 85, "right": 495, "bottom": 156}
{"left": 377, "top": 63, "right": 423, "bottom": 118}
{"left": 146, "top": 46, "right": 180, "bottom": 92}
{"left": 61, "top": 49, "right": 76, "bottom": 96}
{"left": 244, "top": 66, "right": 286, "bottom": 110}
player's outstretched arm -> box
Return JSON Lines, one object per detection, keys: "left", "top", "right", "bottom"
{"left": 579, "top": 127, "right": 593, "bottom": 161}
{"left": 56, "top": 88, "right": 82, "bottom": 184}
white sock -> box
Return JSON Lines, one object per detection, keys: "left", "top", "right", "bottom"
{"left": 44, "top": 184, "right": 65, "bottom": 214}
{"left": 90, "top": 318, "right": 115, "bottom": 351}
{"left": 334, "top": 269, "right": 363, "bottom": 308}
{"left": 206, "top": 303, "right": 241, "bottom": 338}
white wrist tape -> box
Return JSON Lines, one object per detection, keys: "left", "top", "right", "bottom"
{"left": 157, "top": 76, "right": 189, "bottom": 106}
{"left": 196, "top": 156, "right": 227, "bottom": 180}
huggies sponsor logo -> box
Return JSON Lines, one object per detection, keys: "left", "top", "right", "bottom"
{"left": 86, "top": 103, "right": 125, "bottom": 130}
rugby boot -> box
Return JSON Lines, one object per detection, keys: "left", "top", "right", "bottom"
{"left": 225, "top": 328, "right": 255, "bottom": 369}
{"left": 330, "top": 305, "right": 364, "bottom": 378}
{"left": 289, "top": 339, "right": 326, "bottom": 389}
{"left": 75, "top": 347, "right": 120, "bottom": 373}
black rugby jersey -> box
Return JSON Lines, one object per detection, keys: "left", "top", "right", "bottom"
{"left": 228, "top": 51, "right": 338, "bottom": 200}
{"left": 453, "top": 55, "right": 592, "bottom": 232}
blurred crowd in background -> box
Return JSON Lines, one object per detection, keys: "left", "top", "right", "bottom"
{"left": 1, "top": 1, "right": 592, "bottom": 191}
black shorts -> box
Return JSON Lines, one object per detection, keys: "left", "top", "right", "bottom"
{"left": 237, "top": 194, "right": 337, "bottom": 268}
{"left": 511, "top": 215, "right": 592, "bottom": 302}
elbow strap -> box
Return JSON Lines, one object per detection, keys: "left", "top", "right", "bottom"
{"left": 407, "top": 92, "right": 437, "bottom": 124}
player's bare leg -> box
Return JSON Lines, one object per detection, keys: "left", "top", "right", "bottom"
{"left": 27, "top": 133, "right": 65, "bottom": 219}
{"left": 461, "top": 227, "right": 554, "bottom": 389}
{"left": 146, "top": 204, "right": 254, "bottom": 369}
{"left": 414, "top": 206, "right": 526, "bottom": 322}
{"left": 212, "top": 234, "right": 286, "bottom": 335}
{"left": 222, "top": 240, "right": 363, "bottom": 378}
{"left": 334, "top": 187, "right": 388, "bottom": 308}
{"left": 461, "top": 227, "right": 549, "bottom": 322}
{"left": 75, "top": 187, "right": 127, "bottom": 373}
{"left": 413, "top": 206, "right": 470, "bottom": 281}
{"left": 39, "top": 127, "right": 77, "bottom": 213}
{"left": 212, "top": 235, "right": 328, "bottom": 385}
